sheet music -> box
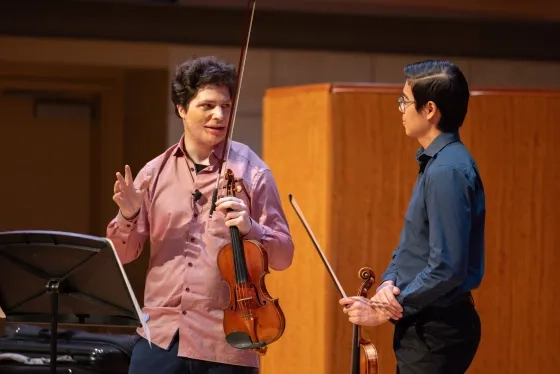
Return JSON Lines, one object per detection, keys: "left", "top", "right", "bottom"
{"left": 105, "top": 238, "right": 152, "bottom": 348}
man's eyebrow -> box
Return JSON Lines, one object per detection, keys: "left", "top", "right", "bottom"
{"left": 198, "top": 99, "right": 232, "bottom": 104}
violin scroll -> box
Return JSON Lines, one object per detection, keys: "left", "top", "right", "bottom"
{"left": 357, "top": 267, "right": 375, "bottom": 298}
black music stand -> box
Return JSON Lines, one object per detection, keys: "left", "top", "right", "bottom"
{"left": 0, "top": 230, "right": 147, "bottom": 374}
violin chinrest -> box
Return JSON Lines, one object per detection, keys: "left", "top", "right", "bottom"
{"left": 226, "top": 330, "right": 268, "bottom": 350}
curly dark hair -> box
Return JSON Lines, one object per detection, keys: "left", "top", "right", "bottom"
{"left": 404, "top": 60, "right": 470, "bottom": 133}
{"left": 171, "top": 56, "right": 236, "bottom": 118}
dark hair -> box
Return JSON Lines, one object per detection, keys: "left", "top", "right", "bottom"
{"left": 404, "top": 60, "right": 470, "bottom": 132}
{"left": 171, "top": 56, "right": 236, "bottom": 118}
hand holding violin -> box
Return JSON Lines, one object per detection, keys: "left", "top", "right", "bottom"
{"left": 339, "top": 296, "right": 390, "bottom": 327}
{"left": 215, "top": 196, "right": 252, "bottom": 235}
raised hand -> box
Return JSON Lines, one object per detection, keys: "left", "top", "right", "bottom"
{"left": 112, "top": 165, "right": 151, "bottom": 220}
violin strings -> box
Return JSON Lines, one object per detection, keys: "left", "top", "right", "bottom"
{"left": 233, "top": 226, "right": 249, "bottom": 321}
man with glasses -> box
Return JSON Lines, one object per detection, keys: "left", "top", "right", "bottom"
{"left": 340, "top": 60, "right": 485, "bottom": 374}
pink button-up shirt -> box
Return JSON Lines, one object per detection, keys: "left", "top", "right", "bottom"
{"left": 106, "top": 136, "right": 294, "bottom": 368}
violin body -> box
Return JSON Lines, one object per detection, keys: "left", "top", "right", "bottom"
{"left": 217, "top": 237, "right": 285, "bottom": 355}
{"left": 359, "top": 338, "right": 379, "bottom": 374}
{"left": 216, "top": 169, "right": 285, "bottom": 355}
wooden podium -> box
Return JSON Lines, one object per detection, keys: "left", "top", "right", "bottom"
{"left": 259, "top": 83, "right": 560, "bottom": 374}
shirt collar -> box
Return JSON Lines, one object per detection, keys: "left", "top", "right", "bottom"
{"left": 172, "top": 133, "right": 227, "bottom": 165}
{"left": 415, "top": 131, "right": 460, "bottom": 161}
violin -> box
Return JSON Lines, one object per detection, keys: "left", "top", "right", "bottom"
{"left": 215, "top": 170, "right": 285, "bottom": 355}
{"left": 209, "top": 0, "right": 286, "bottom": 355}
{"left": 352, "top": 268, "right": 379, "bottom": 374}
{"left": 289, "top": 194, "right": 379, "bottom": 374}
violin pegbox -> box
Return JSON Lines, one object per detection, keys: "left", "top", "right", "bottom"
{"left": 218, "top": 169, "right": 243, "bottom": 199}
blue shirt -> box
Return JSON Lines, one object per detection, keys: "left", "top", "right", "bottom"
{"left": 381, "top": 132, "right": 485, "bottom": 317}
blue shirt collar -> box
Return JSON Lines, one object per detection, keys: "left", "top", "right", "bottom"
{"left": 415, "top": 132, "right": 461, "bottom": 161}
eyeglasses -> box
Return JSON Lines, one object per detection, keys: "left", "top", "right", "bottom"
{"left": 397, "top": 96, "right": 415, "bottom": 113}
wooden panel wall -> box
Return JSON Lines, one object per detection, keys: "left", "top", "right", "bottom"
{"left": 261, "top": 83, "right": 560, "bottom": 374}
{"left": 329, "top": 85, "right": 418, "bottom": 372}
{"left": 0, "top": 62, "right": 168, "bottom": 336}
{"left": 461, "top": 90, "right": 560, "bottom": 374}
{"left": 261, "top": 84, "right": 334, "bottom": 374}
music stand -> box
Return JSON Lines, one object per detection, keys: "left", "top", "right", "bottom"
{"left": 0, "top": 230, "right": 149, "bottom": 374}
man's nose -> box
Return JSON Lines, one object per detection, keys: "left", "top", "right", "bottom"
{"left": 213, "top": 106, "right": 224, "bottom": 120}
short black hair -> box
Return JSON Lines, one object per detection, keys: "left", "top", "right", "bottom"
{"left": 171, "top": 56, "right": 236, "bottom": 118}
{"left": 404, "top": 60, "right": 470, "bottom": 132}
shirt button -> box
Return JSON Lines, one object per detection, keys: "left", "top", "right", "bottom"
{"left": 190, "top": 237, "right": 195, "bottom": 242}
{"left": 126, "top": 224, "right": 131, "bottom": 227}
{"left": 193, "top": 213, "right": 198, "bottom": 218}
{"left": 188, "top": 262, "right": 193, "bottom": 267}
{"left": 185, "top": 287, "right": 190, "bottom": 292}
{"left": 122, "top": 241, "right": 126, "bottom": 244}
{"left": 190, "top": 167, "right": 194, "bottom": 171}
{"left": 182, "top": 311, "right": 187, "bottom": 315}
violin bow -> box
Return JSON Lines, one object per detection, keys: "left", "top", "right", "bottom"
{"left": 209, "top": 0, "right": 257, "bottom": 218}
{"left": 288, "top": 194, "right": 348, "bottom": 299}
{"left": 290, "top": 194, "right": 378, "bottom": 374}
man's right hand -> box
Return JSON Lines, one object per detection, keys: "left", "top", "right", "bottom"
{"left": 370, "top": 281, "right": 404, "bottom": 320}
{"left": 112, "top": 165, "right": 151, "bottom": 220}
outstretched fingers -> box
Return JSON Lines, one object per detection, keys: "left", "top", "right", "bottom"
{"left": 124, "top": 165, "right": 134, "bottom": 185}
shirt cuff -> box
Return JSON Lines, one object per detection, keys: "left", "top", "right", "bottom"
{"left": 117, "top": 210, "right": 138, "bottom": 232}
{"left": 242, "top": 218, "right": 264, "bottom": 242}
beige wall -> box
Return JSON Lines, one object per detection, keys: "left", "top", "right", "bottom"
{"left": 2, "top": 36, "right": 560, "bottom": 157}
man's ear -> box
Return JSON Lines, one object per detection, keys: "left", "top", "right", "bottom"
{"left": 425, "top": 101, "right": 438, "bottom": 121}
{"left": 177, "top": 104, "right": 187, "bottom": 118}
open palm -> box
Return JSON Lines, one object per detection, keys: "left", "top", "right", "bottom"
{"left": 112, "top": 165, "right": 151, "bottom": 219}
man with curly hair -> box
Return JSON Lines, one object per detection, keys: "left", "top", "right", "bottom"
{"left": 107, "top": 56, "right": 294, "bottom": 374}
